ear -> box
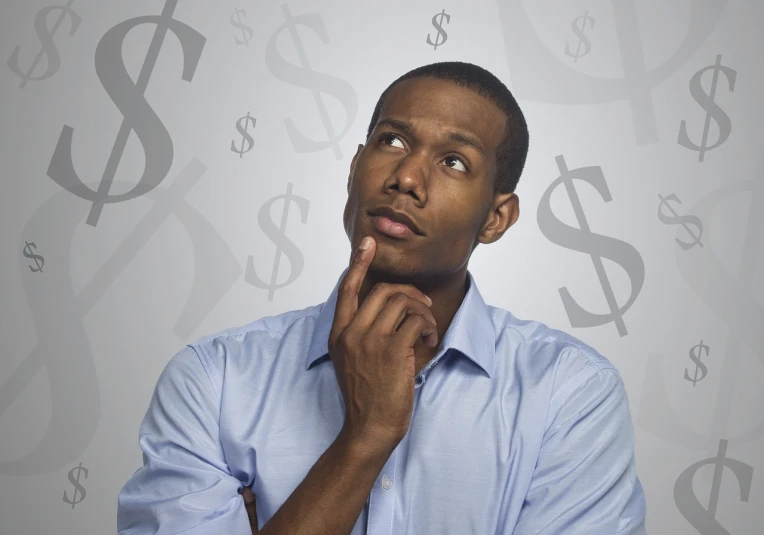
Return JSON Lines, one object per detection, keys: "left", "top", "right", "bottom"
{"left": 348, "top": 144, "right": 363, "bottom": 193}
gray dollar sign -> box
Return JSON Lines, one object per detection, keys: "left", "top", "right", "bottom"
{"left": 426, "top": 9, "right": 450, "bottom": 50}
{"left": 685, "top": 339, "right": 710, "bottom": 386}
{"left": 674, "top": 439, "right": 753, "bottom": 534}
{"left": 678, "top": 54, "right": 736, "bottom": 163}
{"left": 657, "top": 192, "right": 704, "bottom": 249}
{"left": 6, "top": 0, "right": 82, "bottom": 89}
{"left": 231, "top": 111, "right": 256, "bottom": 157}
{"left": 638, "top": 147, "right": 764, "bottom": 486}
{"left": 498, "top": 0, "right": 727, "bottom": 145}
{"left": 245, "top": 182, "right": 309, "bottom": 301}
{"left": 537, "top": 155, "right": 645, "bottom": 337}
{"left": 564, "top": 10, "right": 595, "bottom": 63}
{"left": 47, "top": 0, "right": 206, "bottom": 227}
{"left": 62, "top": 461, "right": 88, "bottom": 508}
{"left": 2, "top": 159, "right": 241, "bottom": 476}
{"left": 23, "top": 241, "right": 45, "bottom": 273}
{"left": 231, "top": 7, "right": 253, "bottom": 46}
{"left": 264, "top": 4, "right": 358, "bottom": 160}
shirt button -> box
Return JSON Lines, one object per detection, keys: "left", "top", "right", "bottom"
{"left": 381, "top": 474, "right": 392, "bottom": 490}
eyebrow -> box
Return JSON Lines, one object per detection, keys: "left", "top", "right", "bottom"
{"left": 375, "top": 118, "right": 486, "bottom": 158}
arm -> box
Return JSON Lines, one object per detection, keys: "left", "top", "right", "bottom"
{"left": 257, "top": 428, "right": 394, "bottom": 535}
{"left": 512, "top": 366, "right": 647, "bottom": 535}
{"left": 117, "top": 345, "right": 250, "bottom": 534}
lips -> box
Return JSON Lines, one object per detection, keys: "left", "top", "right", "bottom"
{"left": 368, "top": 206, "right": 423, "bottom": 235}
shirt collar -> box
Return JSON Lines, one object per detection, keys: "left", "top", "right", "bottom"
{"left": 306, "top": 267, "right": 496, "bottom": 378}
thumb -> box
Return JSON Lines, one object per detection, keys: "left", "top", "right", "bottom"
{"left": 241, "top": 485, "right": 258, "bottom": 532}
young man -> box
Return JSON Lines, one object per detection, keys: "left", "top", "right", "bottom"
{"left": 117, "top": 61, "right": 647, "bottom": 534}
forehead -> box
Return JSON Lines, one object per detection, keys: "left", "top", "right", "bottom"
{"left": 378, "top": 77, "right": 506, "bottom": 151}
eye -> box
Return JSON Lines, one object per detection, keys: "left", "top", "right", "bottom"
{"left": 380, "top": 133, "right": 405, "bottom": 149}
{"left": 443, "top": 155, "right": 468, "bottom": 173}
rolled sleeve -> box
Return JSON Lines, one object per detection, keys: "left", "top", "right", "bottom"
{"left": 117, "top": 345, "right": 250, "bottom": 534}
{"left": 513, "top": 365, "right": 647, "bottom": 535}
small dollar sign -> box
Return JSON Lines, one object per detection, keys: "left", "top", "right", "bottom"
{"left": 564, "top": 10, "right": 595, "bottom": 63}
{"left": 245, "top": 182, "right": 309, "bottom": 301}
{"left": 657, "top": 193, "right": 704, "bottom": 249}
{"left": 678, "top": 54, "right": 736, "bottom": 163}
{"left": 6, "top": 0, "right": 82, "bottom": 89}
{"left": 537, "top": 155, "right": 645, "bottom": 337}
{"left": 62, "top": 461, "right": 88, "bottom": 508}
{"left": 231, "top": 112, "right": 256, "bottom": 157}
{"left": 46, "top": 0, "right": 206, "bottom": 227}
{"left": 684, "top": 339, "right": 710, "bottom": 386}
{"left": 23, "top": 241, "right": 45, "bottom": 273}
{"left": 231, "top": 7, "right": 253, "bottom": 46}
{"left": 264, "top": 4, "right": 358, "bottom": 160}
{"left": 674, "top": 439, "right": 753, "bottom": 534}
{"left": 426, "top": 9, "right": 450, "bottom": 50}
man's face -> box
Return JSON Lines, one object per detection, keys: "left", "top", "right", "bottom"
{"left": 343, "top": 76, "right": 517, "bottom": 281}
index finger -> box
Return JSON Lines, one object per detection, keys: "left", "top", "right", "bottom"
{"left": 331, "top": 236, "right": 375, "bottom": 339}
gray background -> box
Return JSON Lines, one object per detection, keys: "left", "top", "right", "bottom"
{"left": 1, "top": 0, "right": 762, "bottom": 533}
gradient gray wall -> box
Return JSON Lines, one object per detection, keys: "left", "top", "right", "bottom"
{"left": 1, "top": 0, "right": 762, "bottom": 533}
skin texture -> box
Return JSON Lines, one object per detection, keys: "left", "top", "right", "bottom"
{"left": 344, "top": 76, "right": 520, "bottom": 375}
{"left": 242, "top": 75, "right": 522, "bottom": 532}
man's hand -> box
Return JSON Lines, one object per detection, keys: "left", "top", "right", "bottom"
{"left": 241, "top": 485, "right": 258, "bottom": 533}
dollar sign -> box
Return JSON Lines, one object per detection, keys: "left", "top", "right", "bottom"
{"left": 426, "top": 9, "right": 450, "bottom": 50}
{"left": 264, "top": 4, "right": 358, "bottom": 160}
{"left": 231, "top": 7, "right": 253, "bottom": 46}
{"left": 23, "top": 241, "right": 45, "bottom": 273}
{"left": 46, "top": 0, "right": 206, "bottom": 227}
{"left": 231, "top": 112, "right": 256, "bottom": 157}
{"left": 564, "top": 10, "right": 595, "bottom": 63}
{"left": 537, "top": 155, "right": 645, "bottom": 337}
{"left": 685, "top": 340, "right": 710, "bottom": 386}
{"left": 62, "top": 461, "right": 88, "bottom": 508}
{"left": 674, "top": 439, "right": 753, "bottom": 534}
{"left": 498, "top": 0, "right": 727, "bottom": 145}
{"left": 638, "top": 147, "right": 764, "bottom": 487}
{"left": 245, "top": 182, "right": 309, "bottom": 301}
{"left": 6, "top": 0, "right": 82, "bottom": 89}
{"left": 657, "top": 193, "right": 704, "bottom": 249}
{"left": 2, "top": 160, "right": 242, "bottom": 476}
{"left": 678, "top": 54, "right": 736, "bottom": 162}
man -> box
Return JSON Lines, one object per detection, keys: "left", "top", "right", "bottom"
{"left": 117, "top": 61, "right": 647, "bottom": 534}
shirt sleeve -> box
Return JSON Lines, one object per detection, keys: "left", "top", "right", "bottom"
{"left": 117, "top": 345, "right": 251, "bottom": 535}
{"left": 512, "top": 365, "right": 647, "bottom": 535}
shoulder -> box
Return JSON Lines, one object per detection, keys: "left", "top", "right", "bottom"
{"left": 492, "top": 307, "right": 626, "bottom": 426}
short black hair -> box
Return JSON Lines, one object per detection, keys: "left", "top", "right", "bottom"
{"left": 365, "top": 61, "right": 529, "bottom": 194}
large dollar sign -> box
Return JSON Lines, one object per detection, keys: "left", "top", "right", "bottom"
{"left": 2, "top": 159, "right": 241, "bottom": 476}
{"left": 564, "top": 10, "right": 595, "bottom": 63}
{"left": 46, "top": 0, "right": 206, "bottom": 227}
{"left": 657, "top": 192, "right": 704, "bottom": 249}
{"left": 231, "top": 111, "right": 256, "bottom": 157}
{"left": 264, "top": 4, "right": 358, "bottom": 160}
{"left": 498, "top": 0, "right": 727, "bottom": 145}
{"left": 638, "top": 147, "right": 764, "bottom": 483}
{"left": 685, "top": 340, "right": 710, "bottom": 386}
{"left": 537, "top": 155, "right": 645, "bottom": 337}
{"left": 245, "top": 182, "right": 309, "bottom": 301}
{"left": 426, "top": 9, "right": 450, "bottom": 50}
{"left": 231, "top": 7, "right": 253, "bottom": 46}
{"left": 674, "top": 439, "right": 753, "bottom": 534}
{"left": 23, "top": 241, "right": 45, "bottom": 273}
{"left": 6, "top": 0, "right": 82, "bottom": 89}
{"left": 62, "top": 461, "right": 88, "bottom": 508}
{"left": 678, "top": 54, "right": 737, "bottom": 163}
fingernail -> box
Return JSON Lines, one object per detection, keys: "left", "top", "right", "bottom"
{"left": 425, "top": 295, "right": 432, "bottom": 305}
{"left": 359, "top": 237, "right": 371, "bottom": 250}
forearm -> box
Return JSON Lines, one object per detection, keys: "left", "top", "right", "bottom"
{"left": 258, "top": 428, "right": 394, "bottom": 535}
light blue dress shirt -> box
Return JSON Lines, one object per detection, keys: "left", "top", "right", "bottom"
{"left": 117, "top": 267, "right": 647, "bottom": 534}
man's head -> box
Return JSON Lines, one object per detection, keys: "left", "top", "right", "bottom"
{"left": 343, "top": 61, "right": 529, "bottom": 286}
